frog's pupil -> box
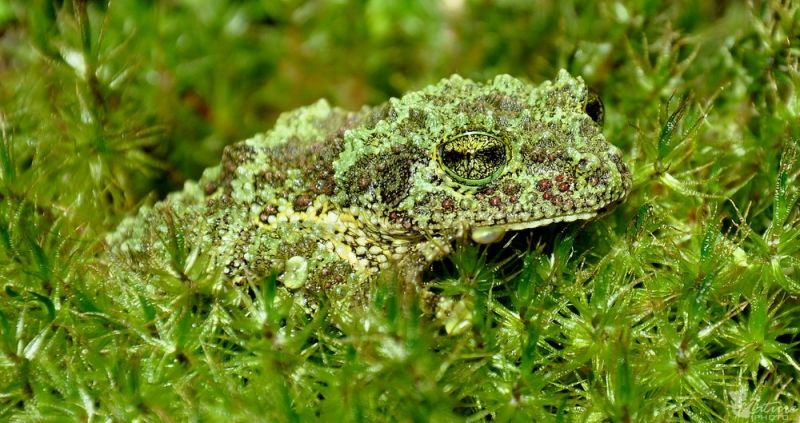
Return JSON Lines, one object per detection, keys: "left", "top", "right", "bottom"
{"left": 438, "top": 132, "right": 509, "bottom": 185}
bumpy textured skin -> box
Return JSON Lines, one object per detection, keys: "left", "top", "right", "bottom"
{"left": 106, "top": 70, "right": 631, "bottom": 300}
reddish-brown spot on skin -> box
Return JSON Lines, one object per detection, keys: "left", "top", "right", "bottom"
{"left": 543, "top": 192, "right": 554, "bottom": 201}
{"left": 503, "top": 182, "right": 520, "bottom": 196}
{"left": 547, "top": 153, "right": 557, "bottom": 162}
{"left": 204, "top": 182, "right": 218, "bottom": 195}
{"left": 260, "top": 204, "right": 278, "bottom": 222}
{"left": 544, "top": 193, "right": 563, "bottom": 207}
{"left": 558, "top": 182, "right": 571, "bottom": 192}
{"left": 509, "top": 195, "right": 519, "bottom": 204}
{"left": 260, "top": 170, "right": 286, "bottom": 185}
{"left": 475, "top": 187, "right": 497, "bottom": 202}
{"left": 537, "top": 179, "right": 552, "bottom": 192}
{"left": 555, "top": 174, "right": 564, "bottom": 183}
{"left": 529, "top": 150, "right": 545, "bottom": 163}
{"left": 294, "top": 194, "right": 313, "bottom": 211}
{"left": 315, "top": 179, "right": 334, "bottom": 195}
{"left": 442, "top": 197, "right": 455, "bottom": 211}
{"left": 389, "top": 211, "right": 404, "bottom": 223}
{"left": 358, "top": 176, "right": 370, "bottom": 190}
{"left": 489, "top": 196, "right": 502, "bottom": 207}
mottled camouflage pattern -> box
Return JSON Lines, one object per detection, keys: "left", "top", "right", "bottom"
{"left": 106, "top": 70, "right": 630, "bottom": 302}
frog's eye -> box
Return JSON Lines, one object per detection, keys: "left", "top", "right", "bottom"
{"left": 584, "top": 90, "right": 604, "bottom": 126}
{"left": 437, "top": 132, "right": 510, "bottom": 186}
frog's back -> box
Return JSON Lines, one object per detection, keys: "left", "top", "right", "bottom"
{"left": 106, "top": 100, "right": 373, "bottom": 299}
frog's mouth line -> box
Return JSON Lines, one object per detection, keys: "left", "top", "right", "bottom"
{"left": 470, "top": 211, "right": 598, "bottom": 244}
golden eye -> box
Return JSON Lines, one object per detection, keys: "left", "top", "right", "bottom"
{"left": 585, "top": 89, "right": 604, "bottom": 126}
{"left": 437, "top": 132, "right": 510, "bottom": 186}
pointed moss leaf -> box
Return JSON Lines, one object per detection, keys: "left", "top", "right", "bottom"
{"left": 73, "top": 288, "right": 100, "bottom": 313}
{"left": 137, "top": 293, "right": 156, "bottom": 322}
{"left": 553, "top": 230, "right": 576, "bottom": 266}
{"left": 26, "top": 234, "right": 51, "bottom": 282}
{"left": 174, "top": 308, "right": 192, "bottom": 352}
{"left": 4, "top": 284, "right": 20, "bottom": 298}
{"left": 28, "top": 291, "right": 55, "bottom": 322}
{"left": 0, "top": 217, "right": 10, "bottom": 254}
{"left": 614, "top": 331, "right": 633, "bottom": 416}
{"left": 628, "top": 203, "right": 655, "bottom": 241}
{"left": 452, "top": 242, "right": 482, "bottom": 277}
{"left": 699, "top": 218, "right": 721, "bottom": 271}
{"left": 658, "top": 94, "right": 691, "bottom": 160}
{"left": 74, "top": 0, "right": 93, "bottom": 62}
{"left": 591, "top": 265, "right": 611, "bottom": 307}
{"left": 747, "top": 296, "right": 767, "bottom": 342}
{"left": 689, "top": 272, "right": 716, "bottom": 329}
{"left": 514, "top": 253, "right": 535, "bottom": 312}
{"left": 23, "top": 326, "right": 49, "bottom": 360}
{"left": 519, "top": 321, "right": 540, "bottom": 374}
{"left": 0, "top": 309, "right": 13, "bottom": 352}
{"left": 772, "top": 147, "right": 799, "bottom": 231}
{"left": 0, "top": 130, "right": 14, "bottom": 186}
{"left": 161, "top": 208, "right": 186, "bottom": 272}
{"left": 261, "top": 272, "right": 278, "bottom": 313}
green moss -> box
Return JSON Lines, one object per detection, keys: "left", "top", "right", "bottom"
{"left": 1, "top": 0, "right": 799, "bottom": 421}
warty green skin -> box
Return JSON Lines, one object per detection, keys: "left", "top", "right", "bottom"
{"left": 106, "top": 70, "right": 631, "bottom": 304}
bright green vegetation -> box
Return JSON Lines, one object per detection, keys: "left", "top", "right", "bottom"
{"left": 1, "top": 1, "right": 799, "bottom": 421}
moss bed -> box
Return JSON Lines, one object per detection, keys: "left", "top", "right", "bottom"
{"left": 1, "top": 1, "right": 798, "bottom": 421}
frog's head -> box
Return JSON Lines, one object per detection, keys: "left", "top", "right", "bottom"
{"left": 336, "top": 70, "right": 631, "bottom": 243}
